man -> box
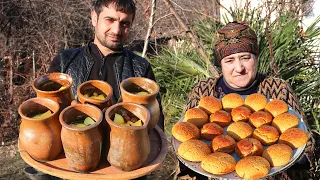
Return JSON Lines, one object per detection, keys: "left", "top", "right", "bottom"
{"left": 176, "top": 22, "right": 314, "bottom": 179}
{"left": 48, "top": 0, "right": 164, "bottom": 130}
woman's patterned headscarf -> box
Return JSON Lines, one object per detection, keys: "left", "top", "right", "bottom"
{"left": 214, "top": 22, "right": 259, "bottom": 66}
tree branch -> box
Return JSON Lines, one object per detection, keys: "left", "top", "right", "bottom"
{"left": 162, "top": 0, "right": 219, "bottom": 77}
{"left": 142, "top": 0, "right": 157, "bottom": 57}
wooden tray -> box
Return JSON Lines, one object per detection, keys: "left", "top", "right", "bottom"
{"left": 19, "top": 126, "right": 168, "bottom": 180}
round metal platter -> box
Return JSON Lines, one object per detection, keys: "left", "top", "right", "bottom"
{"left": 172, "top": 97, "right": 308, "bottom": 179}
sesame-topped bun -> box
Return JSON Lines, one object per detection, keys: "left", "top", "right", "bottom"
{"left": 226, "top": 122, "right": 253, "bottom": 141}
{"left": 235, "top": 156, "right": 270, "bottom": 179}
{"left": 245, "top": 93, "right": 268, "bottom": 112}
{"left": 222, "top": 93, "right": 245, "bottom": 111}
{"left": 198, "top": 96, "right": 222, "bottom": 114}
{"left": 264, "top": 99, "right": 288, "bottom": 117}
{"left": 271, "top": 112, "right": 299, "bottom": 133}
{"left": 177, "top": 139, "right": 211, "bottom": 162}
{"left": 201, "top": 122, "right": 224, "bottom": 141}
{"left": 279, "top": 128, "right": 308, "bottom": 148}
{"left": 212, "top": 134, "right": 236, "bottom": 154}
{"left": 262, "top": 144, "right": 293, "bottom": 167}
{"left": 253, "top": 125, "right": 279, "bottom": 145}
{"left": 235, "top": 138, "right": 263, "bottom": 158}
{"left": 209, "top": 110, "right": 232, "bottom": 127}
{"left": 249, "top": 111, "right": 273, "bottom": 128}
{"left": 201, "top": 152, "right": 236, "bottom": 175}
{"left": 184, "top": 108, "right": 209, "bottom": 128}
{"left": 231, "top": 106, "right": 251, "bottom": 122}
{"left": 172, "top": 122, "right": 200, "bottom": 142}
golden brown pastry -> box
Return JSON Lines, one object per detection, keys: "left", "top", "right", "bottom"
{"left": 209, "top": 110, "right": 232, "bottom": 127}
{"left": 235, "top": 156, "right": 270, "bottom": 179}
{"left": 198, "top": 96, "right": 222, "bottom": 114}
{"left": 177, "top": 139, "right": 211, "bottom": 162}
{"left": 222, "top": 93, "right": 245, "bottom": 111}
{"left": 262, "top": 144, "right": 293, "bottom": 167}
{"left": 211, "top": 134, "right": 236, "bottom": 154}
{"left": 279, "top": 128, "right": 308, "bottom": 148}
{"left": 264, "top": 99, "right": 288, "bottom": 117}
{"left": 272, "top": 112, "right": 299, "bottom": 133}
{"left": 235, "top": 138, "right": 263, "bottom": 158}
{"left": 245, "top": 93, "right": 268, "bottom": 112}
{"left": 201, "top": 152, "right": 236, "bottom": 175}
{"left": 200, "top": 122, "right": 224, "bottom": 141}
{"left": 253, "top": 125, "right": 279, "bottom": 145}
{"left": 249, "top": 111, "right": 273, "bottom": 128}
{"left": 184, "top": 107, "right": 209, "bottom": 128}
{"left": 226, "top": 122, "right": 253, "bottom": 141}
{"left": 172, "top": 122, "right": 200, "bottom": 142}
{"left": 231, "top": 106, "right": 251, "bottom": 122}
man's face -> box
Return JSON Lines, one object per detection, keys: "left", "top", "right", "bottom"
{"left": 91, "top": 4, "right": 133, "bottom": 52}
{"left": 220, "top": 52, "right": 258, "bottom": 88}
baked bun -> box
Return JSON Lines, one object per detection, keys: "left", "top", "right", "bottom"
{"left": 184, "top": 108, "right": 209, "bottom": 128}
{"left": 262, "top": 144, "right": 293, "bottom": 167}
{"left": 249, "top": 111, "right": 273, "bottom": 128}
{"left": 222, "top": 93, "right": 244, "bottom": 111}
{"left": 231, "top": 106, "right": 251, "bottom": 122}
{"left": 253, "top": 125, "right": 279, "bottom": 145}
{"left": 201, "top": 152, "right": 236, "bottom": 175}
{"left": 209, "top": 110, "right": 231, "bottom": 127}
{"left": 272, "top": 112, "right": 299, "bottom": 133}
{"left": 201, "top": 123, "right": 224, "bottom": 141}
{"left": 279, "top": 128, "right": 308, "bottom": 148}
{"left": 245, "top": 93, "right": 268, "bottom": 112}
{"left": 226, "top": 122, "right": 253, "bottom": 141}
{"left": 211, "top": 135, "right": 236, "bottom": 154}
{"left": 264, "top": 99, "right": 288, "bottom": 117}
{"left": 199, "top": 96, "right": 222, "bottom": 114}
{"left": 178, "top": 139, "right": 211, "bottom": 162}
{"left": 235, "top": 138, "right": 263, "bottom": 158}
{"left": 235, "top": 156, "right": 270, "bottom": 179}
{"left": 172, "top": 122, "right": 200, "bottom": 142}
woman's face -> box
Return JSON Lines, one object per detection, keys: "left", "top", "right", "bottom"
{"left": 220, "top": 52, "right": 258, "bottom": 88}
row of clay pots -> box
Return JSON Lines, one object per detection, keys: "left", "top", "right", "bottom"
{"left": 18, "top": 73, "right": 160, "bottom": 172}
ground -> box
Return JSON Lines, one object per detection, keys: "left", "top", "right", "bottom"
{"left": 0, "top": 139, "right": 178, "bottom": 180}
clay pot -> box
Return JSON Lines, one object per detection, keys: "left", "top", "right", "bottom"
{"left": 77, "top": 80, "right": 113, "bottom": 111}
{"left": 120, "top": 77, "right": 160, "bottom": 130}
{"left": 18, "top": 97, "right": 62, "bottom": 161}
{"left": 59, "top": 104, "right": 103, "bottom": 173}
{"left": 105, "top": 102, "right": 151, "bottom": 171}
{"left": 32, "top": 72, "right": 74, "bottom": 111}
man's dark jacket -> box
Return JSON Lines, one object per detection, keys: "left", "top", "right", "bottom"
{"left": 48, "top": 45, "right": 164, "bottom": 130}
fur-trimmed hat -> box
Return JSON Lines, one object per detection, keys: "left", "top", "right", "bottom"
{"left": 214, "top": 22, "right": 258, "bottom": 66}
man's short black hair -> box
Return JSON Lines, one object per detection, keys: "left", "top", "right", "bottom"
{"left": 92, "top": 0, "right": 136, "bottom": 20}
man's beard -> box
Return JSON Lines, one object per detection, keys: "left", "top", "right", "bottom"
{"left": 97, "top": 33, "right": 123, "bottom": 51}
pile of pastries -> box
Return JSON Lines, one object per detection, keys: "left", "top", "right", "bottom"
{"left": 172, "top": 93, "right": 308, "bottom": 179}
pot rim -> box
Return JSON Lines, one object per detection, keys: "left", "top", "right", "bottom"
{"left": 32, "top": 72, "right": 73, "bottom": 94}
{"left": 120, "top": 77, "right": 159, "bottom": 97}
{"left": 77, "top": 80, "right": 113, "bottom": 103}
{"left": 59, "top": 103, "right": 103, "bottom": 131}
{"left": 18, "top": 97, "right": 60, "bottom": 121}
{"left": 105, "top": 102, "right": 150, "bottom": 129}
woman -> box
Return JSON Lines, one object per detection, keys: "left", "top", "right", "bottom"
{"left": 177, "top": 22, "right": 314, "bottom": 179}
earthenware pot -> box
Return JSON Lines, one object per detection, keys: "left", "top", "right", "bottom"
{"left": 105, "top": 102, "right": 151, "bottom": 171}
{"left": 77, "top": 80, "right": 113, "bottom": 111}
{"left": 18, "top": 97, "right": 62, "bottom": 161}
{"left": 32, "top": 72, "right": 74, "bottom": 111}
{"left": 120, "top": 77, "right": 160, "bottom": 130}
{"left": 59, "top": 104, "right": 103, "bottom": 173}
